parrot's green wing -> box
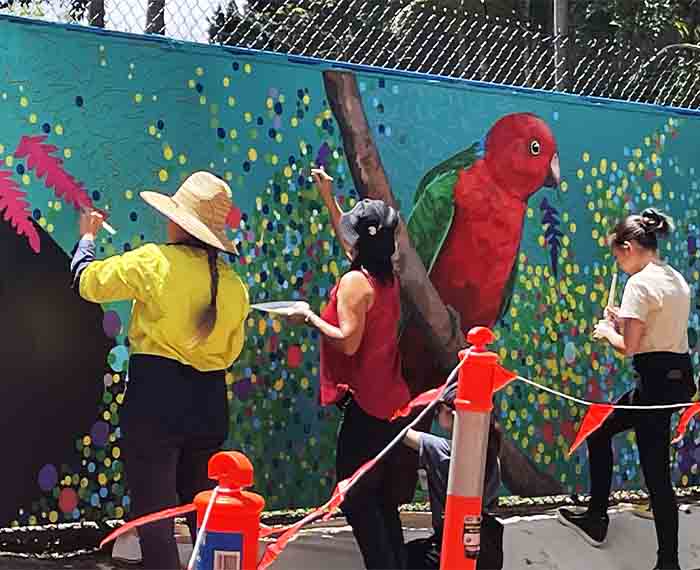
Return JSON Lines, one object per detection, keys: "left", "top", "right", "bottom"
{"left": 407, "top": 143, "right": 480, "bottom": 275}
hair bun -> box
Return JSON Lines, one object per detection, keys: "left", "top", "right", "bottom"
{"left": 640, "top": 208, "right": 674, "bottom": 236}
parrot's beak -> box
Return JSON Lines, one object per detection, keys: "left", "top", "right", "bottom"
{"left": 543, "top": 153, "right": 561, "bottom": 188}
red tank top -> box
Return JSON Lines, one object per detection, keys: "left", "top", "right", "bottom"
{"left": 319, "top": 270, "right": 410, "bottom": 420}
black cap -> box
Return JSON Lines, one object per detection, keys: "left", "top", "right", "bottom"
{"left": 440, "top": 382, "right": 457, "bottom": 408}
{"left": 338, "top": 199, "right": 399, "bottom": 248}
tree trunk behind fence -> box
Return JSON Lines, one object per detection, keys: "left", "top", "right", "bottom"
{"left": 146, "top": 0, "right": 165, "bottom": 34}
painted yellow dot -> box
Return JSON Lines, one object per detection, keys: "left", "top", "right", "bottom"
{"left": 163, "top": 145, "right": 173, "bottom": 160}
{"left": 134, "top": 93, "right": 143, "bottom": 103}
{"left": 4, "top": 155, "right": 13, "bottom": 167}
{"left": 20, "top": 96, "right": 28, "bottom": 107}
{"left": 55, "top": 124, "right": 64, "bottom": 135}
{"left": 112, "top": 447, "right": 121, "bottom": 458}
{"left": 291, "top": 117, "right": 299, "bottom": 127}
{"left": 148, "top": 125, "right": 157, "bottom": 135}
{"left": 271, "top": 154, "right": 279, "bottom": 166}
{"left": 266, "top": 97, "right": 274, "bottom": 109}
{"left": 83, "top": 435, "right": 92, "bottom": 446}
{"left": 228, "top": 96, "right": 236, "bottom": 107}
{"left": 281, "top": 192, "right": 289, "bottom": 205}
{"left": 49, "top": 511, "right": 58, "bottom": 523}
{"left": 98, "top": 473, "right": 108, "bottom": 486}
{"left": 229, "top": 128, "right": 238, "bottom": 140}
{"left": 560, "top": 181, "right": 568, "bottom": 192}
{"left": 628, "top": 161, "right": 636, "bottom": 172}
{"left": 178, "top": 153, "right": 187, "bottom": 165}
{"left": 248, "top": 148, "right": 258, "bottom": 162}
{"left": 64, "top": 148, "right": 72, "bottom": 159}
{"left": 54, "top": 201, "right": 62, "bottom": 211}
{"left": 576, "top": 169, "right": 584, "bottom": 179}
{"left": 28, "top": 113, "right": 37, "bottom": 124}
{"left": 223, "top": 76, "right": 231, "bottom": 87}
{"left": 159, "top": 169, "right": 168, "bottom": 182}
{"left": 582, "top": 152, "right": 590, "bottom": 162}
{"left": 199, "top": 95, "right": 207, "bottom": 105}
{"left": 195, "top": 66, "right": 204, "bottom": 76}
{"left": 284, "top": 166, "right": 293, "bottom": 178}
{"left": 652, "top": 182, "right": 662, "bottom": 199}
{"left": 275, "top": 133, "right": 283, "bottom": 143}
{"left": 125, "top": 190, "right": 134, "bottom": 200}
{"left": 224, "top": 171, "right": 233, "bottom": 181}
{"left": 244, "top": 112, "right": 252, "bottom": 123}
{"left": 188, "top": 79, "right": 196, "bottom": 88}
{"left": 243, "top": 63, "right": 252, "bottom": 74}
{"left": 302, "top": 94, "right": 311, "bottom": 105}
{"left": 21, "top": 174, "right": 30, "bottom": 185}
{"left": 301, "top": 377, "right": 310, "bottom": 390}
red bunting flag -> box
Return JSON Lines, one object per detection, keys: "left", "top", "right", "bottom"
{"left": 672, "top": 402, "right": 700, "bottom": 444}
{"left": 391, "top": 388, "right": 441, "bottom": 420}
{"left": 493, "top": 364, "right": 517, "bottom": 393}
{"left": 100, "top": 503, "right": 196, "bottom": 549}
{"left": 567, "top": 404, "right": 614, "bottom": 457}
{"left": 257, "top": 457, "right": 378, "bottom": 569}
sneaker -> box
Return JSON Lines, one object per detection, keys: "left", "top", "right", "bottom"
{"left": 653, "top": 560, "right": 680, "bottom": 570}
{"left": 111, "top": 529, "right": 142, "bottom": 564}
{"left": 112, "top": 524, "right": 191, "bottom": 564}
{"left": 557, "top": 508, "right": 609, "bottom": 547}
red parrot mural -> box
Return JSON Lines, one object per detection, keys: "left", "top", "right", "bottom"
{"left": 401, "top": 113, "right": 561, "bottom": 394}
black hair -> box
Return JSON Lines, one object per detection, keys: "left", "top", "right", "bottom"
{"left": 609, "top": 207, "right": 674, "bottom": 251}
{"left": 350, "top": 226, "right": 396, "bottom": 285}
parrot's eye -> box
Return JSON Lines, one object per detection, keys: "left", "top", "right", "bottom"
{"left": 529, "top": 140, "right": 541, "bottom": 156}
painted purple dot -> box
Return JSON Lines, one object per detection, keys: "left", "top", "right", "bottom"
{"left": 90, "top": 421, "right": 110, "bottom": 447}
{"left": 315, "top": 142, "right": 331, "bottom": 169}
{"left": 38, "top": 464, "right": 58, "bottom": 491}
{"left": 103, "top": 310, "right": 121, "bottom": 338}
{"left": 233, "top": 378, "right": 254, "bottom": 401}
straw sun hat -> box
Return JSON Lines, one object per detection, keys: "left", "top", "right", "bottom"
{"left": 140, "top": 171, "right": 238, "bottom": 254}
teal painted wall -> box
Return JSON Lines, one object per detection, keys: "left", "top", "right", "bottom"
{"left": 2, "top": 16, "right": 700, "bottom": 526}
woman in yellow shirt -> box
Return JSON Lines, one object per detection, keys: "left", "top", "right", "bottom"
{"left": 71, "top": 172, "right": 249, "bottom": 569}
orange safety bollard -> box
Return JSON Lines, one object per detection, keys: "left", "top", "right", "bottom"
{"left": 193, "top": 451, "right": 265, "bottom": 570}
{"left": 440, "top": 326, "right": 499, "bottom": 570}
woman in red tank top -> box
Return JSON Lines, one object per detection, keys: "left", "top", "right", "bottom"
{"left": 287, "top": 169, "right": 411, "bottom": 569}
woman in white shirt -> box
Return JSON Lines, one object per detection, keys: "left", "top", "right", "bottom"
{"left": 558, "top": 208, "right": 696, "bottom": 570}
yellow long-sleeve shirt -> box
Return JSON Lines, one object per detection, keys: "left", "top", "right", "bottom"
{"left": 79, "top": 242, "right": 249, "bottom": 371}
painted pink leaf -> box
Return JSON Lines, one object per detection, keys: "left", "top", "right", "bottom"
{"left": 15, "top": 135, "right": 93, "bottom": 210}
{"left": 0, "top": 169, "right": 41, "bottom": 253}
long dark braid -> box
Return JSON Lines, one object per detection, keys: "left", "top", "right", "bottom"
{"left": 188, "top": 245, "right": 220, "bottom": 346}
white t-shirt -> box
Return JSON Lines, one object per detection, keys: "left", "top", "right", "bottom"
{"left": 619, "top": 261, "right": 690, "bottom": 355}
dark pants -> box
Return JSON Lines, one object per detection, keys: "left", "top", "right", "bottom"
{"left": 405, "top": 514, "right": 504, "bottom": 570}
{"left": 587, "top": 352, "right": 695, "bottom": 566}
{"left": 121, "top": 354, "right": 228, "bottom": 570}
{"left": 336, "top": 398, "right": 412, "bottom": 569}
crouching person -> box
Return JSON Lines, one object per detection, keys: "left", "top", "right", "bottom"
{"left": 403, "top": 383, "right": 504, "bottom": 570}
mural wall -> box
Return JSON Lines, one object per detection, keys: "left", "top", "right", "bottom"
{"left": 2, "top": 15, "right": 700, "bottom": 527}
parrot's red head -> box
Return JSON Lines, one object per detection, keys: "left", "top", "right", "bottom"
{"left": 483, "top": 113, "right": 560, "bottom": 201}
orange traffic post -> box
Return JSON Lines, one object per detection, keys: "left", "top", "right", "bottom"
{"left": 192, "top": 451, "right": 265, "bottom": 570}
{"left": 440, "top": 326, "right": 499, "bottom": 570}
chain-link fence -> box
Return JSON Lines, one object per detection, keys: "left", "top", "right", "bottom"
{"left": 2, "top": 0, "right": 700, "bottom": 110}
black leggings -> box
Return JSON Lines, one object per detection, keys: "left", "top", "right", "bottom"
{"left": 587, "top": 351, "right": 695, "bottom": 565}
{"left": 121, "top": 354, "right": 228, "bottom": 570}
{"left": 336, "top": 398, "right": 412, "bottom": 569}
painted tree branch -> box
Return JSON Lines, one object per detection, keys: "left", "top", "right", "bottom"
{"left": 322, "top": 69, "right": 564, "bottom": 497}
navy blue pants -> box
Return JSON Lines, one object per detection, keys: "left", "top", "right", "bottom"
{"left": 121, "top": 354, "right": 228, "bottom": 570}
